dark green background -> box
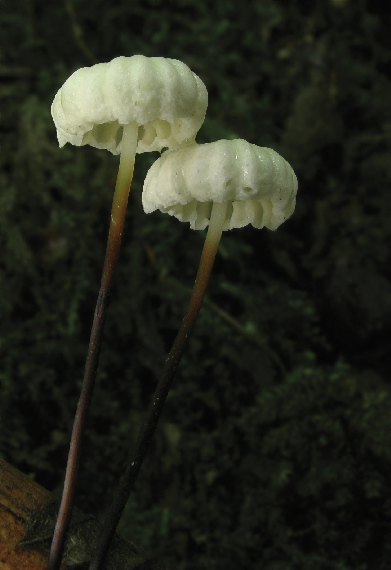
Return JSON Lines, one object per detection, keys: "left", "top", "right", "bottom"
{"left": 1, "top": 1, "right": 390, "bottom": 569}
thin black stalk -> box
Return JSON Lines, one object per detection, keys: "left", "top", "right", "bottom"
{"left": 89, "top": 201, "right": 227, "bottom": 570}
{"left": 47, "top": 124, "right": 137, "bottom": 570}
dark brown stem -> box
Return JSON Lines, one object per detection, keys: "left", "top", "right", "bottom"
{"left": 47, "top": 124, "right": 137, "bottom": 570}
{"left": 88, "top": 201, "right": 227, "bottom": 570}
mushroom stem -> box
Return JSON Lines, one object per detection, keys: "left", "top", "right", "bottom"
{"left": 187, "top": 200, "right": 227, "bottom": 320}
{"left": 47, "top": 122, "right": 138, "bottom": 570}
{"left": 88, "top": 200, "right": 228, "bottom": 570}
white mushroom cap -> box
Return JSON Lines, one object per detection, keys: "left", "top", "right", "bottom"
{"left": 51, "top": 55, "right": 208, "bottom": 155}
{"left": 142, "top": 139, "right": 298, "bottom": 230}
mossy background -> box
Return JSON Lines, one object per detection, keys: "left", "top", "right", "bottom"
{"left": 1, "top": 1, "right": 390, "bottom": 569}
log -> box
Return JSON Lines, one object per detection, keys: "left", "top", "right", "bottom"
{"left": 0, "top": 458, "right": 168, "bottom": 570}
{"left": 0, "top": 457, "right": 65, "bottom": 569}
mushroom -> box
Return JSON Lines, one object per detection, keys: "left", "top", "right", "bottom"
{"left": 88, "top": 139, "right": 298, "bottom": 570}
{"left": 141, "top": 138, "right": 297, "bottom": 368}
{"left": 50, "top": 53, "right": 207, "bottom": 290}
{"left": 51, "top": 54, "right": 208, "bottom": 156}
{"left": 48, "top": 55, "right": 207, "bottom": 570}
{"left": 143, "top": 138, "right": 297, "bottom": 277}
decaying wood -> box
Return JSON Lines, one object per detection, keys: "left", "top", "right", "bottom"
{"left": 0, "top": 457, "right": 66, "bottom": 569}
{"left": 0, "top": 458, "right": 169, "bottom": 570}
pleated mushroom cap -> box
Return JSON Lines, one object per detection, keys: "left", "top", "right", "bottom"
{"left": 51, "top": 55, "right": 208, "bottom": 155}
{"left": 142, "top": 139, "right": 298, "bottom": 230}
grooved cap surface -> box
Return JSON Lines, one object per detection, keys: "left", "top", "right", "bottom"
{"left": 51, "top": 55, "right": 208, "bottom": 155}
{"left": 142, "top": 139, "right": 298, "bottom": 230}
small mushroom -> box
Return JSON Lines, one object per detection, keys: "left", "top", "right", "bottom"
{"left": 142, "top": 138, "right": 297, "bottom": 357}
{"left": 51, "top": 54, "right": 207, "bottom": 283}
{"left": 143, "top": 137, "right": 297, "bottom": 246}
{"left": 89, "top": 140, "right": 298, "bottom": 570}
{"left": 51, "top": 54, "right": 208, "bottom": 156}
{"left": 48, "top": 55, "right": 207, "bottom": 570}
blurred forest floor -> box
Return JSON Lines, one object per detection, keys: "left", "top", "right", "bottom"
{"left": 1, "top": 1, "right": 390, "bottom": 569}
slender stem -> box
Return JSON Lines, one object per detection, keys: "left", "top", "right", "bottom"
{"left": 47, "top": 123, "right": 139, "bottom": 570}
{"left": 89, "top": 201, "right": 228, "bottom": 570}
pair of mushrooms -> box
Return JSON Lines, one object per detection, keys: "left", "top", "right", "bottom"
{"left": 52, "top": 55, "right": 296, "bottom": 253}
{"left": 48, "top": 55, "right": 298, "bottom": 570}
